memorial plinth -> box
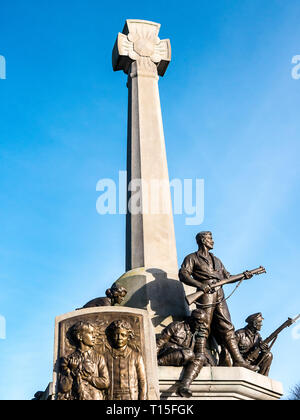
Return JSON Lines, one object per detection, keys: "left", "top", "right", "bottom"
{"left": 159, "top": 367, "right": 283, "bottom": 400}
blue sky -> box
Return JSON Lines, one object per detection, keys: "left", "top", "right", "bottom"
{"left": 0, "top": 0, "right": 299, "bottom": 400}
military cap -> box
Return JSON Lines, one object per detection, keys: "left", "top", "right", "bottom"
{"left": 245, "top": 312, "right": 264, "bottom": 324}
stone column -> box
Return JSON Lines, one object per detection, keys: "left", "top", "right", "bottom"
{"left": 113, "top": 20, "right": 189, "bottom": 330}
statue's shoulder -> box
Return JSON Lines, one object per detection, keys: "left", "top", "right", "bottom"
{"left": 235, "top": 328, "right": 246, "bottom": 336}
{"left": 127, "top": 346, "right": 140, "bottom": 357}
{"left": 162, "top": 320, "right": 184, "bottom": 332}
{"left": 209, "top": 252, "right": 223, "bottom": 265}
{"left": 171, "top": 320, "right": 187, "bottom": 330}
{"left": 92, "top": 348, "right": 106, "bottom": 360}
{"left": 256, "top": 331, "right": 263, "bottom": 341}
{"left": 83, "top": 297, "right": 111, "bottom": 308}
{"left": 209, "top": 253, "right": 228, "bottom": 272}
{"left": 182, "top": 252, "right": 197, "bottom": 263}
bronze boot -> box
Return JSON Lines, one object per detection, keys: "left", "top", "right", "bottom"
{"left": 177, "top": 360, "right": 202, "bottom": 398}
{"left": 226, "top": 336, "right": 258, "bottom": 372}
{"left": 177, "top": 337, "right": 206, "bottom": 398}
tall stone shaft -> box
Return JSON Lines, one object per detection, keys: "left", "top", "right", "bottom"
{"left": 113, "top": 20, "right": 188, "bottom": 329}
{"left": 113, "top": 19, "right": 177, "bottom": 273}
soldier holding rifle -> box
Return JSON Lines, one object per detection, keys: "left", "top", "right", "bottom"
{"left": 235, "top": 313, "right": 273, "bottom": 376}
{"left": 235, "top": 313, "right": 300, "bottom": 376}
{"left": 179, "top": 231, "right": 265, "bottom": 372}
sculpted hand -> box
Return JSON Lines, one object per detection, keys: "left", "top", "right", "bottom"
{"left": 201, "top": 285, "right": 211, "bottom": 294}
{"left": 85, "top": 375, "right": 94, "bottom": 385}
{"left": 81, "top": 369, "right": 93, "bottom": 381}
{"left": 209, "top": 279, "right": 219, "bottom": 292}
{"left": 260, "top": 342, "right": 269, "bottom": 353}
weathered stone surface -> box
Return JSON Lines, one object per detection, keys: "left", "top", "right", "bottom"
{"left": 113, "top": 20, "right": 189, "bottom": 329}
{"left": 159, "top": 366, "right": 283, "bottom": 400}
{"left": 113, "top": 19, "right": 177, "bottom": 274}
{"left": 115, "top": 267, "right": 189, "bottom": 333}
{"left": 113, "top": 19, "right": 171, "bottom": 76}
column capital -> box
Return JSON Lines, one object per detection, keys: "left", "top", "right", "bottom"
{"left": 112, "top": 19, "right": 171, "bottom": 77}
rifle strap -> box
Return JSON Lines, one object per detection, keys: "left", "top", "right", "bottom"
{"left": 195, "top": 278, "right": 245, "bottom": 308}
{"left": 268, "top": 336, "right": 278, "bottom": 351}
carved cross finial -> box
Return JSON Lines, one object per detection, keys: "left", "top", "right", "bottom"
{"left": 112, "top": 19, "right": 171, "bottom": 76}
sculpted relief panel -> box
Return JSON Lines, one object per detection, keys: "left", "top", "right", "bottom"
{"left": 53, "top": 309, "right": 157, "bottom": 400}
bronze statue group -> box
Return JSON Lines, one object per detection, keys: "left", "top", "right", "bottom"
{"left": 56, "top": 231, "right": 295, "bottom": 400}
{"left": 158, "top": 231, "right": 272, "bottom": 398}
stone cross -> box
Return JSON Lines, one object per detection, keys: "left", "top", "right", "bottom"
{"left": 113, "top": 19, "right": 171, "bottom": 78}
{"left": 113, "top": 19, "right": 175, "bottom": 272}
{"left": 113, "top": 20, "right": 188, "bottom": 330}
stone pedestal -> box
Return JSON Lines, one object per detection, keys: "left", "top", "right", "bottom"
{"left": 115, "top": 267, "right": 190, "bottom": 333}
{"left": 159, "top": 366, "right": 283, "bottom": 400}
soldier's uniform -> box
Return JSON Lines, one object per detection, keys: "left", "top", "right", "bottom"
{"left": 156, "top": 319, "right": 213, "bottom": 366}
{"left": 156, "top": 311, "right": 214, "bottom": 398}
{"left": 235, "top": 313, "right": 273, "bottom": 376}
{"left": 180, "top": 251, "right": 235, "bottom": 336}
{"left": 179, "top": 250, "right": 252, "bottom": 368}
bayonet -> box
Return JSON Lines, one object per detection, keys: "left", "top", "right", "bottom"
{"left": 291, "top": 314, "right": 300, "bottom": 324}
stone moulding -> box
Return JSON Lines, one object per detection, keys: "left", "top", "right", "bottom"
{"left": 159, "top": 366, "right": 284, "bottom": 400}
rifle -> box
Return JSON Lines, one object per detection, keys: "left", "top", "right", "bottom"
{"left": 246, "top": 314, "right": 300, "bottom": 364}
{"left": 185, "top": 266, "right": 266, "bottom": 306}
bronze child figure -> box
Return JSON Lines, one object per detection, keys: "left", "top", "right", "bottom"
{"left": 104, "top": 319, "right": 147, "bottom": 400}
{"left": 57, "top": 321, "right": 109, "bottom": 400}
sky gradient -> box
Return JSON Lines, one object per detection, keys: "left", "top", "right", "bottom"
{"left": 0, "top": 0, "right": 300, "bottom": 399}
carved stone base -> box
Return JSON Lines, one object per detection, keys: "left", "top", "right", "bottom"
{"left": 159, "top": 366, "right": 283, "bottom": 400}
{"left": 52, "top": 307, "right": 160, "bottom": 400}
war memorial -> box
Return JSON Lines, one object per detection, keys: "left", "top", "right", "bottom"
{"left": 35, "top": 19, "right": 299, "bottom": 401}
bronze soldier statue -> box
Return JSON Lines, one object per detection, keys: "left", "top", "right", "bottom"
{"left": 156, "top": 309, "right": 214, "bottom": 398}
{"left": 81, "top": 284, "right": 127, "bottom": 309}
{"left": 57, "top": 321, "right": 110, "bottom": 400}
{"left": 179, "top": 231, "right": 257, "bottom": 371}
{"left": 104, "top": 320, "right": 147, "bottom": 400}
{"left": 235, "top": 313, "right": 273, "bottom": 376}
